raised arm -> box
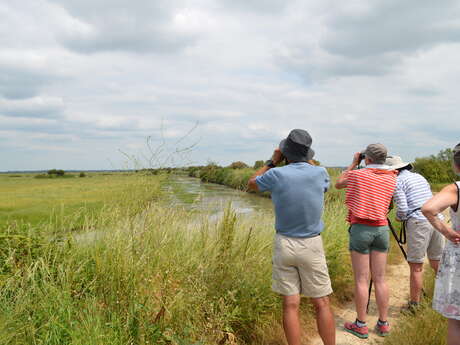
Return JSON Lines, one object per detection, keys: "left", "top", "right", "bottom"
{"left": 247, "top": 148, "right": 283, "bottom": 192}
{"left": 335, "top": 152, "right": 362, "bottom": 189}
{"left": 422, "top": 183, "right": 460, "bottom": 244}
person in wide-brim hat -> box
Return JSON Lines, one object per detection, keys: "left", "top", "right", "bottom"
{"left": 386, "top": 154, "right": 444, "bottom": 313}
{"left": 246, "top": 129, "right": 335, "bottom": 345}
{"left": 385, "top": 155, "right": 413, "bottom": 171}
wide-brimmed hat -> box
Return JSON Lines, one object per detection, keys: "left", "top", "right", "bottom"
{"left": 279, "top": 129, "right": 315, "bottom": 162}
{"left": 385, "top": 155, "right": 413, "bottom": 170}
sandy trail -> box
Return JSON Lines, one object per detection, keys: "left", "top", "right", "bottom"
{"left": 309, "top": 260, "right": 411, "bottom": 345}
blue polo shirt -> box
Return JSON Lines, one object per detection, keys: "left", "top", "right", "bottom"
{"left": 256, "top": 163, "right": 330, "bottom": 238}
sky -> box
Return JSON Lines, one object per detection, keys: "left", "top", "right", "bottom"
{"left": 1, "top": 0, "right": 460, "bottom": 171}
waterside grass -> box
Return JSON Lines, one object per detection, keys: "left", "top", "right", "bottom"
{"left": 0, "top": 171, "right": 355, "bottom": 344}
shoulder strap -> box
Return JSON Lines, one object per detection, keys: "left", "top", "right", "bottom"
{"left": 453, "top": 182, "right": 460, "bottom": 212}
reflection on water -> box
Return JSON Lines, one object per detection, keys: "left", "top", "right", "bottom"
{"left": 75, "top": 176, "right": 273, "bottom": 244}
{"left": 162, "top": 176, "right": 273, "bottom": 218}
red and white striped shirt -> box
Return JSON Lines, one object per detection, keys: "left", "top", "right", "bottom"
{"left": 345, "top": 168, "right": 398, "bottom": 226}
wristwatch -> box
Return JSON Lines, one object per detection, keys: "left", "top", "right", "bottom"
{"left": 265, "top": 159, "right": 276, "bottom": 168}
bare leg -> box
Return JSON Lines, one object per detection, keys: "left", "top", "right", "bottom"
{"left": 350, "top": 251, "right": 370, "bottom": 322}
{"left": 311, "top": 296, "right": 336, "bottom": 345}
{"left": 429, "top": 259, "right": 440, "bottom": 273}
{"left": 447, "top": 319, "right": 460, "bottom": 345}
{"left": 370, "top": 250, "right": 389, "bottom": 321}
{"left": 408, "top": 262, "right": 424, "bottom": 303}
{"left": 282, "top": 295, "right": 301, "bottom": 345}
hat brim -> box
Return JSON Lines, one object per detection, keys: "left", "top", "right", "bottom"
{"left": 279, "top": 139, "right": 315, "bottom": 162}
{"left": 391, "top": 163, "right": 413, "bottom": 170}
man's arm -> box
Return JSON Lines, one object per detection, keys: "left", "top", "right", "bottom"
{"left": 247, "top": 148, "right": 283, "bottom": 192}
{"left": 335, "top": 152, "right": 361, "bottom": 189}
{"left": 393, "top": 182, "right": 408, "bottom": 221}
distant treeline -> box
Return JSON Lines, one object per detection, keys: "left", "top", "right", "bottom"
{"left": 45, "top": 147, "right": 452, "bottom": 186}
{"left": 188, "top": 163, "right": 255, "bottom": 191}
{"left": 185, "top": 147, "right": 456, "bottom": 192}
{"left": 34, "top": 169, "right": 86, "bottom": 179}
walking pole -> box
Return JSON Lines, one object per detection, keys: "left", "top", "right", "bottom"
{"left": 367, "top": 278, "right": 373, "bottom": 312}
{"left": 367, "top": 217, "right": 407, "bottom": 312}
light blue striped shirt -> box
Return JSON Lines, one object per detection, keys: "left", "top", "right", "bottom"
{"left": 393, "top": 170, "right": 437, "bottom": 221}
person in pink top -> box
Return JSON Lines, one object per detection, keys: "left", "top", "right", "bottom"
{"left": 336, "top": 144, "right": 397, "bottom": 339}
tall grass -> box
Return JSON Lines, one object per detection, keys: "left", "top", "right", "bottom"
{"left": 0, "top": 174, "right": 279, "bottom": 344}
{"left": 190, "top": 165, "right": 356, "bottom": 303}
{"left": 0, "top": 170, "right": 355, "bottom": 344}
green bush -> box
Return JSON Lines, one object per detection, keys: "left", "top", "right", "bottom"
{"left": 253, "top": 160, "right": 264, "bottom": 169}
{"left": 48, "top": 169, "right": 65, "bottom": 176}
{"left": 228, "top": 161, "right": 249, "bottom": 169}
{"left": 79, "top": 172, "right": 86, "bottom": 178}
{"left": 413, "top": 148, "right": 457, "bottom": 184}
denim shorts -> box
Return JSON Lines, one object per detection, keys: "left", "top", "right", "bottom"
{"left": 349, "top": 223, "right": 390, "bottom": 254}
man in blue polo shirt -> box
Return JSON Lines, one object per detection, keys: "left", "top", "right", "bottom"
{"left": 248, "top": 129, "right": 335, "bottom": 345}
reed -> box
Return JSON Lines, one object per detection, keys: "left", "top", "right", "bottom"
{"left": 0, "top": 171, "right": 354, "bottom": 344}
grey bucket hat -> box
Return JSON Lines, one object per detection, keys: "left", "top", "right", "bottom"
{"left": 279, "top": 129, "right": 315, "bottom": 162}
{"left": 363, "top": 143, "right": 387, "bottom": 164}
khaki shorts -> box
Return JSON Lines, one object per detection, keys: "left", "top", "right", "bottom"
{"left": 272, "top": 234, "right": 333, "bottom": 298}
{"left": 406, "top": 218, "right": 445, "bottom": 263}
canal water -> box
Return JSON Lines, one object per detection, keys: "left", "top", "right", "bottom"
{"left": 162, "top": 175, "right": 273, "bottom": 217}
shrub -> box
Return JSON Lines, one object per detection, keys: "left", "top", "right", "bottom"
{"left": 79, "top": 172, "right": 86, "bottom": 178}
{"left": 229, "top": 161, "right": 249, "bottom": 169}
{"left": 198, "top": 163, "right": 221, "bottom": 182}
{"left": 253, "top": 160, "right": 265, "bottom": 169}
{"left": 47, "top": 169, "right": 65, "bottom": 176}
{"left": 413, "top": 148, "right": 457, "bottom": 183}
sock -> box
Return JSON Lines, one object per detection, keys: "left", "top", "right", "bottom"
{"left": 356, "top": 319, "right": 367, "bottom": 327}
{"left": 377, "top": 319, "right": 389, "bottom": 326}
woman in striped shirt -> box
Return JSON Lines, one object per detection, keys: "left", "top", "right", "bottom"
{"left": 336, "top": 144, "right": 398, "bottom": 339}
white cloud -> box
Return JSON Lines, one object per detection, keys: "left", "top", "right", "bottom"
{"left": 0, "top": 0, "right": 459, "bottom": 171}
{"left": 0, "top": 96, "right": 65, "bottom": 118}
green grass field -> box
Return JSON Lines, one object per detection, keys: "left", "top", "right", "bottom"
{"left": 0, "top": 172, "right": 156, "bottom": 228}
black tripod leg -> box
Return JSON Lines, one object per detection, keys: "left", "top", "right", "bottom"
{"left": 367, "top": 279, "right": 373, "bottom": 312}
{"left": 388, "top": 219, "right": 408, "bottom": 260}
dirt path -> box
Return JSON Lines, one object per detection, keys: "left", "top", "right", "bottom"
{"left": 309, "top": 260, "right": 411, "bottom": 345}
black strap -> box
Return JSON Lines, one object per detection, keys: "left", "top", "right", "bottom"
{"left": 406, "top": 207, "right": 422, "bottom": 218}
{"left": 388, "top": 218, "right": 408, "bottom": 260}
{"left": 453, "top": 183, "right": 459, "bottom": 212}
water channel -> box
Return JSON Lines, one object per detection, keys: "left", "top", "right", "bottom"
{"left": 162, "top": 175, "right": 273, "bottom": 218}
